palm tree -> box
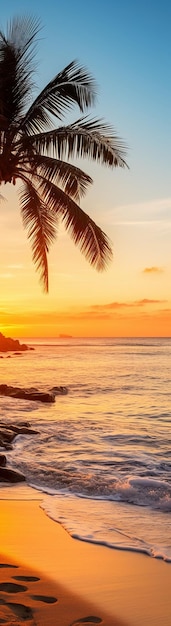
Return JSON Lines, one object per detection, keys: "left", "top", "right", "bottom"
{"left": 0, "top": 16, "right": 128, "bottom": 291}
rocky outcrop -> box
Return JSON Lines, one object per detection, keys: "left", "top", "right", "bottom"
{"left": 0, "top": 467, "right": 25, "bottom": 482}
{"left": 0, "top": 384, "right": 68, "bottom": 403}
{"left": 0, "top": 384, "right": 55, "bottom": 403}
{"left": 0, "top": 385, "right": 68, "bottom": 483}
{"left": 0, "top": 421, "right": 38, "bottom": 451}
{"left": 0, "top": 332, "right": 33, "bottom": 352}
{"left": 0, "top": 454, "right": 6, "bottom": 466}
{"left": 51, "top": 386, "right": 68, "bottom": 395}
{"left": 0, "top": 422, "right": 38, "bottom": 483}
{"left": 0, "top": 420, "right": 39, "bottom": 483}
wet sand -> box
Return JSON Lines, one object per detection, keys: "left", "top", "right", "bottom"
{"left": 0, "top": 553, "right": 122, "bottom": 626}
{"left": 0, "top": 485, "right": 171, "bottom": 625}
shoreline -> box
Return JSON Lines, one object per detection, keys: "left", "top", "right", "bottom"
{"left": 0, "top": 485, "right": 171, "bottom": 625}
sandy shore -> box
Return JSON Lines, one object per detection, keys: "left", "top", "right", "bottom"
{"left": 0, "top": 485, "right": 171, "bottom": 626}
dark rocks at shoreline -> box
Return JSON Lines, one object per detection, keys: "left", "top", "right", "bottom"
{"left": 0, "top": 384, "right": 68, "bottom": 484}
{"left": 51, "top": 386, "right": 68, "bottom": 395}
{"left": 0, "top": 384, "right": 68, "bottom": 403}
{"left": 0, "top": 421, "right": 39, "bottom": 451}
{"left": 0, "top": 384, "right": 55, "bottom": 403}
{"left": 0, "top": 332, "right": 34, "bottom": 353}
{"left": 0, "top": 421, "right": 39, "bottom": 483}
{"left": 0, "top": 467, "right": 25, "bottom": 483}
{"left": 0, "top": 454, "right": 6, "bottom": 466}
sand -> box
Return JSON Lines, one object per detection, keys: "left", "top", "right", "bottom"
{"left": 0, "top": 485, "right": 171, "bottom": 625}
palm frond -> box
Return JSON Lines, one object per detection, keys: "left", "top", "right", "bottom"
{"left": 0, "top": 14, "right": 128, "bottom": 291}
{"left": 20, "top": 61, "right": 97, "bottom": 134}
{"left": 18, "top": 178, "right": 57, "bottom": 291}
{"left": 28, "top": 154, "right": 92, "bottom": 201}
{"left": 32, "top": 117, "right": 128, "bottom": 168}
{"left": 0, "top": 16, "right": 40, "bottom": 128}
{"left": 6, "top": 15, "right": 41, "bottom": 60}
{"left": 38, "top": 176, "right": 113, "bottom": 271}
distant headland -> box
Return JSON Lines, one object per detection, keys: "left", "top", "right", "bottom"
{"left": 0, "top": 332, "right": 33, "bottom": 352}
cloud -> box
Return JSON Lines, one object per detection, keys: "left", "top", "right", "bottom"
{"left": 0, "top": 273, "right": 14, "bottom": 279}
{"left": 143, "top": 266, "right": 164, "bottom": 274}
{"left": 103, "top": 197, "right": 171, "bottom": 227}
{"left": 90, "top": 299, "right": 167, "bottom": 311}
{"left": 91, "top": 302, "right": 130, "bottom": 310}
{"left": 7, "top": 264, "right": 24, "bottom": 270}
{"left": 0, "top": 298, "right": 169, "bottom": 334}
{"left": 135, "top": 298, "right": 166, "bottom": 306}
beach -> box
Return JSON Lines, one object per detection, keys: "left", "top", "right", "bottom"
{"left": 0, "top": 338, "right": 171, "bottom": 624}
{"left": 0, "top": 485, "right": 171, "bottom": 626}
{"left": 0, "top": 0, "right": 170, "bottom": 620}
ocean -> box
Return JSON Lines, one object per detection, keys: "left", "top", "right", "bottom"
{"left": 0, "top": 337, "right": 171, "bottom": 562}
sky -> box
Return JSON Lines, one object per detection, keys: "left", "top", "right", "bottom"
{"left": 0, "top": 0, "right": 170, "bottom": 337}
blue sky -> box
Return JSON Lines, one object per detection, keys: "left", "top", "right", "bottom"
{"left": 1, "top": 0, "right": 170, "bottom": 202}
{"left": 0, "top": 0, "right": 171, "bottom": 336}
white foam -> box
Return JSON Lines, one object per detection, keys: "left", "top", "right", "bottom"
{"left": 40, "top": 492, "right": 171, "bottom": 563}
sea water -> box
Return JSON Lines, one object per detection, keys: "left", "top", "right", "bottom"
{"left": 0, "top": 337, "right": 171, "bottom": 561}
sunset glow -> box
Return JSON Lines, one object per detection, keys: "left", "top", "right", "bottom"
{"left": 0, "top": 2, "right": 170, "bottom": 338}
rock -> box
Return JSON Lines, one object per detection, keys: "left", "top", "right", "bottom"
{"left": 0, "top": 422, "right": 38, "bottom": 436}
{"left": 0, "top": 467, "right": 25, "bottom": 483}
{"left": 0, "top": 454, "right": 6, "bottom": 467}
{"left": 0, "top": 429, "right": 14, "bottom": 443}
{"left": 51, "top": 386, "right": 68, "bottom": 395}
{"left": 0, "top": 384, "right": 55, "bottom": 403}
{"left": 24, "top": 392, "right": 55, "bottom": 403}
{"left": 0, "top": 420, "right": 39, "bottom": 456}
{"left": 0, "top": 421, "right": 39, "bottom": 483}
{"left": 0, "top": 331, "right": 30, "bottom": 352}
{"left": 0, "top": 437, "right": 14, "bottom": 450}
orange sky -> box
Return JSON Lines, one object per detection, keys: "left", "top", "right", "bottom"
{"left": 0, "top": 3, "right": 171, "bottom": 339}
{"left": 0, "top": 186, "right": 170, "bottom": 337}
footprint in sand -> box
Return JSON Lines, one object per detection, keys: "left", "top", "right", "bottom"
{"left": 30, "top": 594, "right": 57, "bottom": 604}
{"left": 71, "top": 618, "right": 102, "bottom": 625}
{"left": 12, "top": 575, "right": 40, "bottom": 582}
{"left": 1, "top": 601, "right": 33, "bottom": 621}
{"left": 0, "top": 582, "right": 27, "bottom": 593}
{"left": 0, "top": 568, "right": 57, "bottom": 622}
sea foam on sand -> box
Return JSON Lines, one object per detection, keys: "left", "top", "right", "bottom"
{"left": 0, "top": 484, "right": 171, "bottom": 626}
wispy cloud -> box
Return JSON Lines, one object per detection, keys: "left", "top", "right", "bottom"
{"left": 103, "top": 197, "right": 171, "bottom": 227}
{"left": 1, "top": 300, "right": 167, "bottom": 326}
{"left": 143, "top": 266, "right": 164, "bottom": 274}
{"left": 91, "top": 302, "right": 130, "bottom": 310}
{"left": 90, "top": 299, "right": 167, "bottom": 311}
{"left": 135, "top": 298, "right": 166, "bottom": 306}
{"left": 7, "top": 264, "right": 24, "bottom": 270}
{"left": 0, "top": 273, "right": 13, "bottom": 279}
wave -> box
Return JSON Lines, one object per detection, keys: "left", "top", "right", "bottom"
{"left": 22, "top": 469, "right": 171, "bottom": 513}
{"left": 40, "top": 492, "right": 171, "bottom": 563}
{"left": 26, "top": 337, "right": 171, "bottom": 350}
{"left": 70, "top": 535, "right": 171, "bottom": 562}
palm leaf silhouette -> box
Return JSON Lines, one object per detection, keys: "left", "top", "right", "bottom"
{"left": 0, "top": 16, "right": 128, "bottom": 291}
